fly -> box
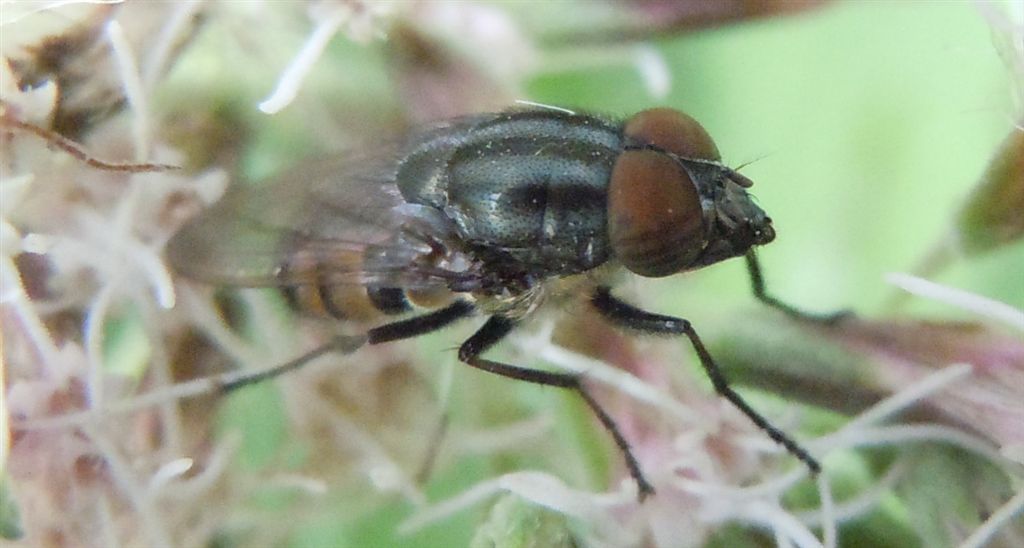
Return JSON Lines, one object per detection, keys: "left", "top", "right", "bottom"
{"left": 166, "top": 105, "right": 843, "bottom": 500}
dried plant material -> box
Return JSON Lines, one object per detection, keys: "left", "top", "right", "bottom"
{"left": 258, "top": 1, "right": 396, "bottom": 114}
{"left": 4, "top": 2, "right": 202, "bottom": 139}
{"left": 4, "top": 3, "right": 121, "bottom": 138}
{"left": 1, "top": 4, "right": 227, "bottom": 546}
{"left": 827, "top": 318, "right": 1024, "bottom": 454}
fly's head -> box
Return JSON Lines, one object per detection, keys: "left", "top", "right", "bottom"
{"left": 608, "top": 107, "right": 775, "bottom": 277}
{"left": 688, "top": 163, "right": 774, "bottom": 269}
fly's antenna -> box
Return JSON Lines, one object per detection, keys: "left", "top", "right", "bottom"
{"left": 726, "top": 154, "right": 775, "bottom": 188}
{"left": 731, "top": 153, "right": 772, "bottom": 173}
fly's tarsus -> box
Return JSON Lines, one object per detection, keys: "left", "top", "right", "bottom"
{"left": 219, "top": 334, "right": 368, "bottom": 393}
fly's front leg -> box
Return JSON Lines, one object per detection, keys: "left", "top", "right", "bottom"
{"left": 459, "top": 315, "right": 655, "bottom": 500}
{"left": 591, "top": 287, "right": 821, "bottom": 475}
{"left": 745, "top": 250, "right": 850, "bottom": 324}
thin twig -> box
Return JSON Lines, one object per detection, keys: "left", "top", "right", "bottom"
{"left": 1, "top": 117, "right": 178, "bottom": 172}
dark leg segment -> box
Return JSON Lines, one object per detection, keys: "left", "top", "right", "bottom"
{"left": 459, "top": 316, "right": 655, "bottom": 500}
{"left": 745, "top": 250, "right": 850, "bottom": 324}
{"left": 367, "top": 286, "right": 414, "bottom": 315}
{"left": 222, "top": 300, "right": 475, "bottom": 392}
{"left": 368, "top": 299, "right": 475, "bottom": 344}
{"left": 592, "top": 287, "right": 821, "bottom": 475}
{"left": 221, "top": 334, "right": 367, "bottom": 392}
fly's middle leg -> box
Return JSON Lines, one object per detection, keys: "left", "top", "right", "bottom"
{"left": 591, "top": 286, "right": 822, "bottom": 475}
{"left": 459, "top": 315, "right": 656, "bottom": 501}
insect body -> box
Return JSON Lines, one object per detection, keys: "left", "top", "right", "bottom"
{"left": 167, "top": 106, "right": 826, "bottom": 499}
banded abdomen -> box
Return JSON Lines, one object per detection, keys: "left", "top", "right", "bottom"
{"left": 276, "top": 242, "right": 458, "bottom": 322}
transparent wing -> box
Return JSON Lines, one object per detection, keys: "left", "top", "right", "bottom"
{"left": 166, "top": 116, "right": 498, "bottom": 291}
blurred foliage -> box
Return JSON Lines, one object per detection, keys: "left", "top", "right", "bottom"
{"left": 0, "top": 478, "right": 24, "bottom": 541}
{"left": 900, "top": 447, "right": 1014, "bottom": 548}
{"left": 470, "top": 494, "right": 576, "bottom": 548}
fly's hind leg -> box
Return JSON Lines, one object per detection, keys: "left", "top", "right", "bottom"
{"left": 591, "top": 286, "right": 821, "bottom": 475}
{"left": 220, "top": 300, "right": 477, "bottom": 393}
{"left": 219, "top": 334, "right": 368, "bottom": 392}
{"left": 458, "top": 315, "right": 655, "bottom": 500}
{"left": 217, "top": 300, "right": 655, "bottom": 498}
{"left": 745, "top": 250, "right": 851, "bottom": 324}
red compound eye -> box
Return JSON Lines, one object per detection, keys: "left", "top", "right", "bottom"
{"left": 607, "top": 149, "right": 707, "bottom": 277}
{"left": 623, "top": 108, "right": 720, "bottom": 161}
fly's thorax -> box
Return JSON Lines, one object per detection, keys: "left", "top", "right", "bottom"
{"left": 547, "top": 262, "right": 618, "bottom": 302}
{"left": 470, "top": 284, "right": 545, "bottom": 320}
{"left": 395, "top": 109, "right": 623, "bottom": 278}
{"left": 470, "top": 261, "right": 617, "bottom": 321}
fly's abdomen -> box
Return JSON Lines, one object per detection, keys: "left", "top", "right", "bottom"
{"left": 277, "top": 246, "right": 453, "bottom": 322}
{"left": 397, "top": 109, "right": 624, "bottom": 274}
